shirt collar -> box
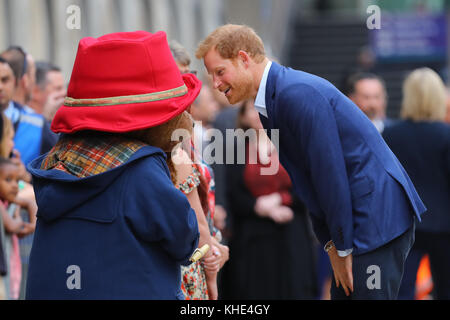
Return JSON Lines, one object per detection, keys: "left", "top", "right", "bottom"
{"left": 254, "top": 60, "right": 272, "bottom": 118}
{"left": 4, "top": 101, "right": 20, "bottom": 123}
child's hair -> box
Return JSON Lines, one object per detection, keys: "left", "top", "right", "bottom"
{"left": 124, "top": 111, "right": 194, "bottom": 185}
{"left": 0, "top": 156, "right": 14, "bottom": 169}
{"left": 0, "top": 113, "right": 13, "bottom": 158}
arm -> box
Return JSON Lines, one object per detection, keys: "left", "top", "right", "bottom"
{"left": 173, "top": 149, "right": 219, "bottom": 300}
{"left": 14, "top": 194, "right": 37, "bottom": 238}
{"left": 279, "top": 85, "right": 354, "bottom": 294}
{"left": 280, "top": 85, "right": 353, "bottom": 252}
{"left": 1, "top": 204, "right": 24, "bottom": 234}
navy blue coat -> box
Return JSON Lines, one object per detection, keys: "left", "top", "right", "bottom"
{"left": 260, "top": 62, "right": 426, "bottom": 255}
{"left": 26, "top": 146, "right": 199, "bottom": 299}
{"left": 383, "top": 120, "right": 450, "bottom": 233}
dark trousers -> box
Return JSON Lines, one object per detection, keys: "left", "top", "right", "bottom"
{"left": 398, "top": 231, "right": 450, "bottom": 300}
{"left": 331, "top": 223, "right": 415, "bottom": 300}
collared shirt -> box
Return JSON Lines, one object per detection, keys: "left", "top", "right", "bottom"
{"left": 254, "top": 60, "right": 272, "bottom": 118}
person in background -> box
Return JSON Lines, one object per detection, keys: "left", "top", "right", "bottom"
{"left": 29, "top": 61, "right": 66, "bottom": 123}
{"left": 383, "top": 68, "right": 450, "bottom": 300}
{"left": 0, "top": 47, "right": 35, "bottom": 108}
{"left": 0, "top": 49, "right": 50, "bottom": 299}
{"left": 0, "top": 48, "right": 58, "bottom": 166}
{"left": 0, "top": 112, "right": 37, "bottom": 300}
{"left": 0, "top": 157, "right": 37, "bottom": 300}
{"left": 0, "top": 113, "right": 31, "bottom": 183}
{"left": 345, "top": 72, "right": 394, "bottom": 133}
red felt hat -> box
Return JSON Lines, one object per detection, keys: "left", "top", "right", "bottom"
{"left": 51, "top": 31, "right": 202, "bottom": 133}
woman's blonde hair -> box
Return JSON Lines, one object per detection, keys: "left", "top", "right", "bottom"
{"left": 0, "top": 113, "right": 13, "bottom": 158}
{"left": 195, "top": 24, "right": 266, "bottom": 63}
{"left": 401, "top": 68, "right": 447, "bottom": 121}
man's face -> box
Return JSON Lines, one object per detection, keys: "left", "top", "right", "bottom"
{"left": 0, "top": 62, "right": 15, "bottom": 110}
{"left": 204, "top": 48, "right": 253, "bottom": 105}
{"left": 349, "top": 78, "right": 387, "bottom": 120}
{"left": 45, "top": 71, "right": 66, "bottom": 97}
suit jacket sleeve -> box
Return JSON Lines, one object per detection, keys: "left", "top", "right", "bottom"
{"left": 277, "top": 84, "right": 353, "bottom": 251}
{"left": 125, "top": 155, "right": 199, "bottom": 265}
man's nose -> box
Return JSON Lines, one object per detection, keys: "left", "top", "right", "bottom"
{"left": 212, "top": 76, "right": 221, "bottom": 89}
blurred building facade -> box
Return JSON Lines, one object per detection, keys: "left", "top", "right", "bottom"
{"left": 0, "top": 0, "right": 293, "bottom": 81}
{"left": 1, "top": 0, "right": 449, "bottom": 117}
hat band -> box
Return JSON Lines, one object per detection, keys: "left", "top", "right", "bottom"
{"left": 64, "top": 84, "right": 188, "bottom": 107}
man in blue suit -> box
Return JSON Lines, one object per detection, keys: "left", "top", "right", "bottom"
{"left": 196, "top": 24, "right": 426, "bottom": 299}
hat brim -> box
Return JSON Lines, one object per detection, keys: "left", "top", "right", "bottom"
{"left": 51, "top": 73, "right": 202, "bottom": 134}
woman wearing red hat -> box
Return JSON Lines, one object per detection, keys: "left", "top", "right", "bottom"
{"left": 25, "top": 31, "right": 202, "bottom": 299}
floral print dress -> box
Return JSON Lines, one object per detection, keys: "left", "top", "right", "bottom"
{"left": 177, "top": 165, "right": 209, "bottom": 300}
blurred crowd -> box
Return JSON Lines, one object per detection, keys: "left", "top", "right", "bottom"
{"left": 0, "top": 38, "right": 449, "bottom": 300}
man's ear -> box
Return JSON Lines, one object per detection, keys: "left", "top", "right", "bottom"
{"left": 237, "top": 50, "right": 251, "bottom": 68}
{"left": 21, "top": 73, "right": 29, "bottom": 90}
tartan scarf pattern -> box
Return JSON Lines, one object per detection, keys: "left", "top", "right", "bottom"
{"left": 41, "top": 134, "right": 147, "bottom": 178}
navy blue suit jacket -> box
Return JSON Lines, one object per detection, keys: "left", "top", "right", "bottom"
{"left": 383, "top": 120, "right": 450, "bottom": 233}
{"left": 259, "top": 62, "right": 426, "bottom": 255}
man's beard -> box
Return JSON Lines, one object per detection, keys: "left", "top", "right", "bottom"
{"left": 227, "top": 73, "right": 253, "bottom": 105}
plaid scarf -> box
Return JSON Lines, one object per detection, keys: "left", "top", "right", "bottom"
{"left": 41, "top": 134, "right": 147, "bottom": 178}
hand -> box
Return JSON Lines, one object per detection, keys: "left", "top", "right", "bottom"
{"left": 17, "top": 222, "right": 35, "bottom": 238}
{"left": 211, "top": 237, "right": 229, "bottom": 269}
{"left": 8, "top": 214, "right": 24, "bottom": 234}
{"left": 327, "top": 246, "right": 354, "bottom": 296}
{"left": 254, "top": 193, "right": 282, "bottom": 217}
{"left": 14, "top": 196, "right": 38, "bottom": 226}
{"left": 268, "top": 205, "right": 294, "bottom": 224}
{"left": 202, "top": 245, "right": 221, "bottom": 273}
